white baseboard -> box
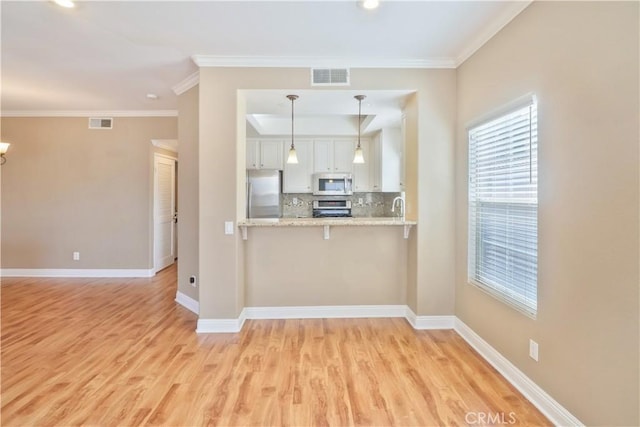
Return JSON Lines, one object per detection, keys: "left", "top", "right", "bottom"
{"left": 405, "top": 307, "right": 455, "bottom": 329}
{"left": 0, "top": 268, "right": 155, "bottom": 278}
{"left": 196, "top": 309, "right": 246, "bottom": 333}
{"left": 199, "top": 305, "right": 452, "bottom": 331}
{"left": 196, "top": 305, "right": 406, "bottom": 333}
{"left": 454, "top": 318, "right": 583, "bottom": 427}
{"left": 244, "top": 304, "right": 407, "bottom": 320}
{"left": 175, "top": 291, "right": 199, "bottom": 315}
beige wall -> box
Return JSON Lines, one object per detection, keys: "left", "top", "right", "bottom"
{"left": 412, "top": 72, "right": 457, "bottom": 316}
{"left": 455, "top": 2, "right": 639, "bottom": 425}
{"left": 245, "top": 227, "right": 407, "bottom": 306}
{"left": 196, "top": 67, "right": 456, "bottom": 319}
{"left": 177, "top": 86, "right": 199, "bottom": 301}
{"left": 1, "top": 116, "right": 177, "bottom": 269}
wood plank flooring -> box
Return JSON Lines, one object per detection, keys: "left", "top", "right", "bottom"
{"left": 1, "top": 266, "right": 550, "bottom": 426}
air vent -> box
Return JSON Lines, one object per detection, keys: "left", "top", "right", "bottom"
{"left": 88, "top": 117, "right": 113, "bottom": 129}
{"left": 311, "top": 68, "right": 350, "bottom": 86}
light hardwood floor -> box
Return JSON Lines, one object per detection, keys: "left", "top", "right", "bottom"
{"left": 1, "top": 265, "right": 550, "bottom": 426}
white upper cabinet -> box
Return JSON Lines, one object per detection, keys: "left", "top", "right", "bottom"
{"left": 333, "top": 139, "right": 355, "bottom": 173}
{"left": 253, "top": 136, "right": 380, "bottom": 194}
{"left": 372, "top": 127, "right": 404, "bottom": 192}
{"left": 283, "top": 139, "right": 314, "bottom": 193}
{"left": 246, "top": 139, "right": 259, "bottom": 169}
{"left": 313, "top": 139, "right": 332, "bottom": 172}
{"left": 352, "top": 137, "right": 372, "bottom": 192}
{"left": 313, "top": 138, "right": 355, "bottom": 174}
{"left": 260, "top": 140, "right": 284, "bottom": 169}
{"left": 246, "top": 139, "right": 284, "bottom": 170}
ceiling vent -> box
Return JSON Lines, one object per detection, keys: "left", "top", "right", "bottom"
{"left": 88, "top": 117, "right": 113, "bottom": 129}
{"left": 311, "top": 68, "right": 350, "bottom": 86}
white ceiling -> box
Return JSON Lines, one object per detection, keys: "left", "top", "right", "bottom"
{"left": 0, "top": 1, "right": 530, "bottom": 114}
{"left": 245, "top": 89, "right": 413, "bottom": 135}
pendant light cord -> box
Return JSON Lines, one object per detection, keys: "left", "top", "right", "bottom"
{"left": 355, "top": 95, "right": 366, "bottom": 149}
{"left": 357, "top": 97, "right": 361, "bottom": 148}
{"left": 286, "top": 94, "right": 298, "bottom": 150}
{"left": 291, "top": 96, "right": 294, "bottom": 149}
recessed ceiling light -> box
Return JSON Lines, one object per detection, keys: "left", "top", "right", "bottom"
{"left": 146, "top": 93, "right": 159, "bottom": 100}
{"left": 361, "top": 0, "right": 379, "bottom": 10}
{"left": 52, "top": 0, "right": 75, "bottom": 8}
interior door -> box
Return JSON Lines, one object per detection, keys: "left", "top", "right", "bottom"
{"left": 154, "top": 154, "right": 176, "bottom": 272}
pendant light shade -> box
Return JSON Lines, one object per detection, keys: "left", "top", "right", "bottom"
{"left": 287, "top": 147, "right": 298, "bottom": 164}
{"left": 353, "top": 95, "right": 366, "bottom": 164}
{"left": 353, "top": 145, "right": 365, "bottom": 164}
{"left": 286, "top": 94, "right": 299, "bottom": 164}
{"left": 0, "top": 142, "right": 10, "bottom": 165}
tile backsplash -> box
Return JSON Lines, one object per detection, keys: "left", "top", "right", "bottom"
{"left": 281, "top": 192, "right": 402, "bottom": 218}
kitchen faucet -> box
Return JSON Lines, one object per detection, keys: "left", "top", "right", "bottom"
{"left": 392, "top": 192, "right": 405, "bottom": 219}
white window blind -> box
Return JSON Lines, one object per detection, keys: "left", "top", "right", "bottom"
{"left": 468, "top": 98, "right": 538, "bottom": 317}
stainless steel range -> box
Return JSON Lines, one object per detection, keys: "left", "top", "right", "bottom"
{"left": 312, "top": 200, "right": 352, "bottom": 218}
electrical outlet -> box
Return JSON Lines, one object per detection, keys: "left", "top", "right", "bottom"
{"left": 189, "top": 276, "right": 197, "bottom": 287}
{"left": 358, "top": 198, "right": 364, "bottom": 205}
{"left": 293, "top": 197, "right": 298, "bottom": 205}
{"left": 73, "top": 251, "right": 80, "bottom": 261}
{"left": 529, "top": 339, "right": 539, "bottom": 361}
{"left": 224, "top": 221, "right": 234, "bottom": 235}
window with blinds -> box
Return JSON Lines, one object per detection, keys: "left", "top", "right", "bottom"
{"left": 468, "top": 96, "right": 538, "bottom": 317}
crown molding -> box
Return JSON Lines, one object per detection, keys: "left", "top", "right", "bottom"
{"left": 455, "top": 0, "right": 533, "bottom": 67}
{"left": 172, "top": 71, "right": 200, "bottom": 95}
{"left": 192, "top": 55, "right": 456, "bottom": 69}
{"left": 0, "top": 110, "right": 178, "bottom": 118}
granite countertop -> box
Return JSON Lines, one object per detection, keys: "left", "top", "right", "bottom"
{"left": 238, "top": 217, "right": 417, "bottom": 227}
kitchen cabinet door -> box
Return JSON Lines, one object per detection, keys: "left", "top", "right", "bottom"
{"left": 353, "top": 138, "right": 372, "bottom": 192}
{"left": 247, "top": 139, "right": 284, "bottom": 170}
{"left": 313, "top": 139, "right": 332, "bottom": 173}
{"left": 313, "top": 139, "right": 354, "bottom": 174}
{"left": 283, "top": 139, "right": 314, "bottom": 193}
{"left": 333, "top": 138, "right": 355, "bottom": 173}
{"left": 371, "top": 133, "right": 382, "bottom": 191}
{"left": 246, "top": 139, "right": 259, "bottom": 169}
{"left": 372, "top": 127, "right": 403, "bottom": 192}
{"left": 260, "top": 139, "right": 284, "bottom": 169}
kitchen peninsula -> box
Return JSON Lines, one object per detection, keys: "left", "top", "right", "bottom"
{"left": 238, "top": 216, "right": 416, "bottom": 240}
{"left": 239, "top": 217, "right": 415, "bottom": 309}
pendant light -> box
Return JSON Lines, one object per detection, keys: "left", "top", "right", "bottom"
{"left": 286, "top": 94, "right": 299, "bottom": 164}
{"left": 353, "top": 95, "right": 366, "bottom": 164}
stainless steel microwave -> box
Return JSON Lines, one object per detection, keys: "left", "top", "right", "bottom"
{"left": 312, "top": 173, "right": 353, "bottom": 196}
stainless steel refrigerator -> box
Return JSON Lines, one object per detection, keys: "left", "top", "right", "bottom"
{"left": 247, "top": 169, "right": 281, "bottom": 218}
